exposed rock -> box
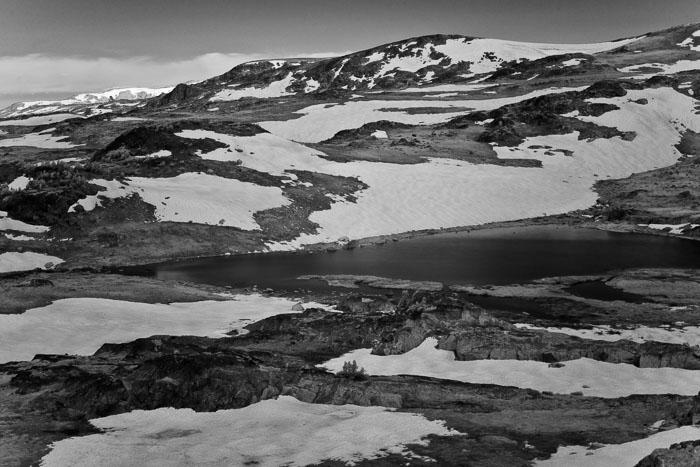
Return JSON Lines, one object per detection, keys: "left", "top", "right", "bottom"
{"left": 635, "top": 439, "right": 700, "bottom": 467}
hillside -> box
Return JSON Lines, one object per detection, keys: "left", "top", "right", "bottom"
{"left": 0, "top": 24, "right": 698, "bottom": 268}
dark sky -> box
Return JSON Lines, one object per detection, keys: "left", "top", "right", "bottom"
{"left": 0, "top": 0, "right": 698, "bottom": 107}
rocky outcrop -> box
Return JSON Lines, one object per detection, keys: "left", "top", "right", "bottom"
{"left": 435, "top": 327, "right": 700, "bottom": 369}
{"left": 468, "top": 80, "right": 635, "bottom": 146}
{"left": 4, "top": 291, "right": 700, "bottom": 466}
{"left": 97, "top": 121, "right": 263, "bottom": 159}
{"left": 635, "top": 439, "right": 700, "bottom": 467}
{"left": 149, "top": 83, "right": 201, "bottom": 107}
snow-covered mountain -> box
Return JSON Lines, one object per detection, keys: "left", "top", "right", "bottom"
{"left": 154, "top": 34, "right": 636, "bottom": 104}
{"left": 147, "top": 23, "right": 700, "bottom": 108}
{"left": 0, "top": 86, "right": 174, "bottom": 119}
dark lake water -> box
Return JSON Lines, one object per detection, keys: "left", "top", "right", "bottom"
{"left": 119, "top": 225, "right": 700, "bottom": 291}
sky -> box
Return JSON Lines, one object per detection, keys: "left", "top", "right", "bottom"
{"left": 0, "top": 0, "right": 698, "bottom": 108}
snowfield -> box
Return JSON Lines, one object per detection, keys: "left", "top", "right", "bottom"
{"left": 41, "top": 396, "right": 458, "bottom": 467}
{"left": 358, "top": 36, "right": 641, "bottom": 82}
{"left": 176, "top": 130, "right": 329, "bottom": 177}
{"left": 0, "top": 294, "right": 321, "bottom": 363}
{"left": 69, "top": 172, "right": 290, "bottom": 229}
{"left": 320, "top": 338, "right": 700, "bottom": 397}
{"left": 262, "top": 87, "right": 700, "bottom": 248}
{"left": 260, "top": 86, "right": 587, "bottom": 143}
{"left": 0, "top": 251, "right": 63, "bottom": 274}
{"left": 430, "top": 37, "right": 639, "bottom": 76}
{"left": 535, "top": 426, "right": 700, "bottom": 467}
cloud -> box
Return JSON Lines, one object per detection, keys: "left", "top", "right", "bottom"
{"left": 0, "top": 50, "right": 349, "bottom": 107}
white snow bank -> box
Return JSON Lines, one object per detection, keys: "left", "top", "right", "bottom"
{"left": 515, "top": 323, "right": 700, "bottom": 346}
{"left": 0, "top": 294, "right": 317, "bottom": 363}
{"left": 535, "top": 426, "right": 700, "bottom": 467}
{"left": 562, "top": 58, "right": 585, "bottom": 67}
{"left": 0, "top": 251, "right": 63, "bottom": 274}
{"left": 0, "top": 212, "right": 49, "bottom": 233}
{"left": 320, "top": 338, "right": 700, "bottom": 397}
{"left": 8, "top": 176, "right": 31, "bottom": 191}
{"left": 426, "top": 92, "right": 459, "bottom": 98}
{"left": 211, "top": 73, "right": 296, "bottom": 101}
{"left": 111, "top": 116, "right": 148, "bottom": 122}
{"left": 133, "top": 149, "right": 171, "bottom": 159}
{"left": 69, "top": 173, "right": 289, "bottom": 230}
{"left": 0, "top": 130, "right": 80, "bottom": 148}
{"left": 42, "top": 396, "right": 458, "bottom": 467}
{"left": 176, "top": 130, "right": 329, "bottom": 177}
{"left": 0, "top": 113, "right": 82, "bottom": 126}
{"left": 371, "top": 130, "right": 388, "bottom": 139}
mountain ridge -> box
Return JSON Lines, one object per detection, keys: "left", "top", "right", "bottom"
{"left": 2, "top": 22, "right": 699, "bottom": 119}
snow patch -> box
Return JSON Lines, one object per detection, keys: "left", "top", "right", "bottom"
{"left": 371, "top": 130, "right": 388, "bottom": 139}
{"left": 562, "top": 58, "right": 585, "bottom": 67}
{"left": 69, "top": 173, "right": 289, "bottom": 230}
{"left": 4, "top": 233, "right": 34, "bottom": 241}
{"left": 111, "top": 116, "right": 148, "bottom": 122}
{"left": 0, "top": 294, "right": 316, "bottom": 363}
{"left": 177, "top": 130, "right": 330, "bottom": 177}
{"left": 133, "top": 149, "right": 172, "bottom": 159}
{"left": 535, "top": 426, "right": 700, "bottom": 467}
{"left": 639, "top": 223, "right": 699, "bottom": 235}
{"left": 211, "top": 73, "right": 295, "bottom": 101}
{"left": 0, "top": 131, "right": 80, "bottom": 148}
{"left": 304, "top": 78, "right": 320, "bottom": 93}
{"left": 320, "top": 338, "right": 700, "bottom": 397}
{"left": 0, "top": 251, "right": 63, "bottom": 274}
{"left": 41, "top": 396, "right": 458, "bottom": 467}
{"left": 8, "top": 176, "right": 31, "bottom": 191}
{"left": 677, "top": 29, "right": 700, "bottom": 52}
{"left": 0, "top": 212, "right": 49, "bottom": 233}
